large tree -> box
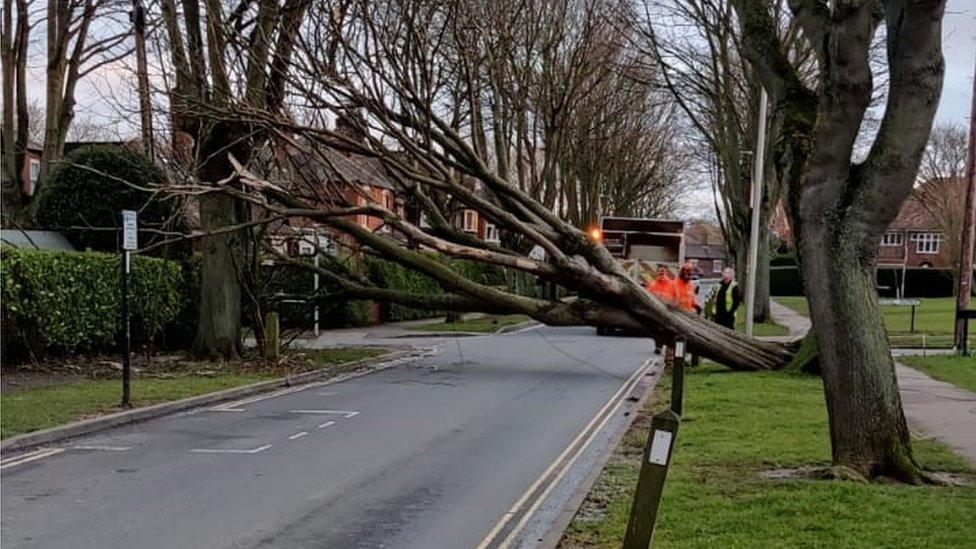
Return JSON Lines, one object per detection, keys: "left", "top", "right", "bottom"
{"left": 731, "top": 0, "right": 946, "bottom": 481}
{"left": 157, "top": 0, "right": 315, "bottom": 358}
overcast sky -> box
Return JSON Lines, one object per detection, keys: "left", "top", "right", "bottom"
{"left": 937, "top": 0, "right": 975, "bottom": 126}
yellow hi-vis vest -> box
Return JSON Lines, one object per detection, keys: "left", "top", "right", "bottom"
{"left": 721, "top": 280, "right": 738, "bottom": 318}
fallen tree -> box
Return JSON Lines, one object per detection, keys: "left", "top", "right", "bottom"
{"left": 165, "top": 0, "right": 945, "bottom": 483}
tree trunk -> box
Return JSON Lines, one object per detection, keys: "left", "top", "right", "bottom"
{"left": 753, "top": 226, "right": 771, "bottom": 322}
{"left": 192, "top": 192, "right": 243, "bottom": 359}
{"left": 800, "top": 225, "right": 922, "bottom": 482}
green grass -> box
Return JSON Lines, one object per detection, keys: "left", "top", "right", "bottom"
{"left": 735, "top": 318, "right": 790, "bottom": 337}
{"left": 775, "top": 296, "right": 972, "bottom": 348}
{"left": 411, "top": 314, "right": 532, "bottom": 333}
{"left": 0, "top": 347, "right": 385, "bottom": 440}
{"left": 561, "top": 363, "right": 976, "bottom": 548}
{"left": 899, "top": 355, "right": 976, "bottom": 393}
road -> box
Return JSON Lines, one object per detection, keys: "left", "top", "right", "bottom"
{"left": 1, "top": 326, "right": 656, "bottom": 549}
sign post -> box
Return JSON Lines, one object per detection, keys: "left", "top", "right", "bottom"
{"left": 623, "top": 337, "right": 686, "bottom": 549}
{"left": 121, "top": 210, "right": 138, "bottom": 408}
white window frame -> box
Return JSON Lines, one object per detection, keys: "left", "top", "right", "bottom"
{"left": 881, "top": 231, "right": 904, "bottom": 247}
{"left": 27, "top": 158, "right": 40, "bottom": 195}
{"left": 912, "top": 232, "right": 940, "bottom": 254}
{"left": 462, "top": 209, "right": 477, "bottom": 232}
{"left": 485, "top": 222, "right": 499, "bottom": 243}
{"left": 712, "top": 259, "right": 723, "bottom": 273}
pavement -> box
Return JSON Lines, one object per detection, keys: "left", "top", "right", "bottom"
{"left": 0, "top": 325, "right": 660, "bottom": 549}
{"left": 770, "top": 300, "right": 976, "bottom": 466}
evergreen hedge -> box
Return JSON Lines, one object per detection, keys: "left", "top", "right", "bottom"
{"left": 1, "top": 249, "right": 185, "bottom": 359}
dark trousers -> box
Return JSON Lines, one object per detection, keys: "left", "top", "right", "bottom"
{"left": 715, "top": 313, "right": 735, "bottom": 330}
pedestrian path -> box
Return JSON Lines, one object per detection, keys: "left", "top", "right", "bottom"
{"left": 769, "top": 299, "right": 976, "bottom": 467}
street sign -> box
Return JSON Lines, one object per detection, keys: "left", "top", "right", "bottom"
{"left": 122, "top": 210, "right": 138, "bottom": 250}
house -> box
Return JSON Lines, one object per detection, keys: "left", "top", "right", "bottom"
{"left": 877, "top": 194, "right": 953, "bottom": 270}
{"left": 684, "top": 220, "right": 728, "bottom": 276}
{"left": 453, "top": 178, "right": 500, "bottom": 244}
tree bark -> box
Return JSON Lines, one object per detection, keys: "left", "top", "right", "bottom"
{"left": 193, "top": 192, "right": 243, "bottom": 358}
{"left": 800, "top": 224, "right": 921, "bottom": 482}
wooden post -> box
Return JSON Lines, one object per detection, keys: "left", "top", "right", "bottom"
{"left": 265, "top": 307, "right": 280, "bottom": 361}
{"left": 957, "top": 27, "right": 976, "bottom": 352}
{"left": 623, "top": 410, "right": 680, "bottom": 549}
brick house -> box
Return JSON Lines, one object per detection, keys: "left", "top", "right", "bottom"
{"left": 877, "top": 195, "right": 952, "bottom": 270}
{"left": 684, "top": 220, "right": 727, "bottom": 276}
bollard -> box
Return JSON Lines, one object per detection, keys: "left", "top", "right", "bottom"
{"left": 670, "top": 337, "right": 686, "bottom": 416}
{"left": 622, "top": 409, "right": 681, "bottom": 549}
{"left": 266, "top": 309, "right": 280, "bottom": 361}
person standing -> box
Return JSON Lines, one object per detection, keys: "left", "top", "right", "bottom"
{"left": 673, "top": 261, "right": 701, "bottom": 313}
{"left": 713, "top": 267, "right": 742, "bottom": 329}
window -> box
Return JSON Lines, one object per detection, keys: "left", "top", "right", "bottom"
{"left": 462, "top": 209, "right": 477, "bottom": 232}
{"left": 485, "top": 223, "right": 499, "bottom": 243}
{"left": 27, "top": 159, "right": 40, "bottom": 195}
{"left": 913, "top": 232, "right": 940, "bottom": 254}
{"left": 881, "top": 232, "right": 904, "bottom": 246}
{"left": 712, "top": 259, "right": 723, "bottom": 273}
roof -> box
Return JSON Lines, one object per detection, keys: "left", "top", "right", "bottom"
{"left": 291, "top": 147, "right": 396, "bottom": 191}
{"left": 685, "top": 244, "right": 726, "bottom": 260}
{"left": 0, "top": 230, "right": 76, "bottom": 251}
{"left": 887, "top": 197, "right": 939, "bottom": 232}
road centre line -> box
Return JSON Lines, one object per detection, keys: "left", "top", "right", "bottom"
{"left": 476, "top": 354, "right": 658, "bottom": 549}
{"left": 0, "top": 447, "right": 66, "bottom": 470}
{"left": 290, "top": 410, "right": 359, "bottom": 418}
{"left": 317, "top": 421, "right": 336, "bottom": 429}
{"left": 287, "top": 432, "right": 309, "bottom": 441}
{"left": 188, "top": 444, "right": 273, "bottom": 455}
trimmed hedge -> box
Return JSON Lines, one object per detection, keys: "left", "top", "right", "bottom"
{"left": 1, "top": 248, "right": 185, "bottom": 358}
{"left": 366, "top": 257, "right": 444, "bottom": 321}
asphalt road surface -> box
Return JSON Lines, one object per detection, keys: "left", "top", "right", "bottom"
{"left": 1, "top": 326, "right": 654, "bottom": 549}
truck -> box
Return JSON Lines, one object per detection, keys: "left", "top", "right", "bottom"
{"left": 593, "top": 216, "right": 686, "bottom": 335}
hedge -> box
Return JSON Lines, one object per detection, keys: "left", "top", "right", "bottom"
{"left": 1, "top": 248, "right": 185, "bottom": 358}
{"left": 31, "top": 145, "right": 187, "bottom": 256}
{"left": 770, "top": 265, "right": 972, "bottom": 298}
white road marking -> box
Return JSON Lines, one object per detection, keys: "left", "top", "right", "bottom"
{"left": 209, "top": 408, "right": 247, "bottom": 412}
{"left": 287, "top": 432, "right": 309, "bottom": 441}
{"left": 290, "top": 409, "right": 360, "bottom": 418}
{"left": 0, "top": 447, "right": 66, "bottom": 470}
{"left": 317, "top": 421, "right": 336, "bottom": 429}
{"left": 188, "top": 444, "right": 273, "bottom": 455}
{"left": 209, "top": 381, "right": 335, "bottom": 412}
{"left": 71, "top": 445, "right": 130, "bottom": 451}
{"left": 476, "top": 354, "right": 658, "bottom": 549}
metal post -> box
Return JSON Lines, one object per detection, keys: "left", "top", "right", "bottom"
{"left": 313, "top": 253, "right": 320, "bottom": 337}
{"left": 122, "top": 250, "right": 132, "bottom": 408}
{"left": 910, "top": 304, "right": 916, "bottom": 334}
{"left": 745, "top": 88, "right": 768, "bottom": 336}
{"left": 670, "top": 337, "right": 685, "bottom": 416}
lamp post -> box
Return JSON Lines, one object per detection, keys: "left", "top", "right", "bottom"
{"left": 744, "top": 88, "right": 768, "bottom": 336}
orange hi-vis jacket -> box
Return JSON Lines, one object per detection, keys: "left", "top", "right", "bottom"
{"left": 672, "top": 278, "right": 698, "bottom": 312}
{"left": 647, "top": 277, "right": 675, "bottom": 304}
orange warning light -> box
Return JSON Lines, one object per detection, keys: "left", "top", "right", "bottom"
{"left": 589, "top": 227, "right": 603, "bottom": 242}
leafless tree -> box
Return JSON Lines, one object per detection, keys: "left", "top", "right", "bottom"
{"left": 732, "top": 0, "right": 946, "bottom": 482}
{"left": 1, "top": 0, "right": 32, "bottom": 217}
{"left": 40, "top": 0, "right": 132, "bottom": 182}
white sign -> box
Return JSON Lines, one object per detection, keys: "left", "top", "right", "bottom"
{"left": 648, "top": 429, "right": 673, "bottom": 465}
{"left": 122, "top": 210, "right": 138, "bottom": 250}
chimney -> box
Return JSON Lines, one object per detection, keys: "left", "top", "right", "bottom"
{"left": 335, "top": 109, "right": 368, "bottom": 146}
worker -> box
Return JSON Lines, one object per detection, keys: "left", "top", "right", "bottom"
{"left": 673, "top": 261, "right": 701, "bottom": 313}
{"left": 646, "top": 264, "right": 675, "bottom": 303}
{"left": 646, "top": 265, "right": 675, "bottom": 355}
{"left": 711, "top": 266, "right": 742, "bottom": 329}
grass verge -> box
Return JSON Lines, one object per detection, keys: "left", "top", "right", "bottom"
{"left": 734, "top": 318, "right": 789, "bottom": 337}
{"left": 899, "top": 355, "right": 976, "bottom": 394}
{"left": 411, "top": 314, "right": 532, "bottom": 333}
{"left": 559, "top": 362, "right": 976, "bottom": 548}
{"left": 774, "top": 296, "right": 972, "bottom": 348}
{"left": 0, "top": 347, "right": 385, "bottom": 440}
